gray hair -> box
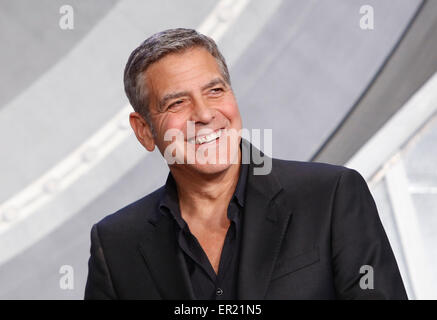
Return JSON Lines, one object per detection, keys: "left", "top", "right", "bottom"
{"left": 123, "top": 28, "right": 231, "bottom": 132}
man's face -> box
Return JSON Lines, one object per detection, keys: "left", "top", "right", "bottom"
{"left": 143, "top": 46, "right": 242, "bottom": 175}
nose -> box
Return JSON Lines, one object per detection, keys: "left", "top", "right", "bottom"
{"left": 190, "top": 97, "right": 214, "bottom": 124}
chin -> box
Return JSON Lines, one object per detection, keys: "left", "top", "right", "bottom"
{"left": 191, "top": 162, "right": 234, "bottom": 175}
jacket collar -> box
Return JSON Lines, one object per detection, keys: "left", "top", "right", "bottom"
{"left": 237, "top": 139, "right": 293, "bottom": 299}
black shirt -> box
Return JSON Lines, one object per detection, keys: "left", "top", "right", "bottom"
{"left": 158, "top": 160, "right": 248, "bottom": 300}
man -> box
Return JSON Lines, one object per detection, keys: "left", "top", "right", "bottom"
{"left": 85, "top": 28, "right": 407, "bottom": 299}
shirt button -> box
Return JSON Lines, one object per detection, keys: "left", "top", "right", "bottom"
{"left": 216, "top": 288, "right": 223, "bottom": 296}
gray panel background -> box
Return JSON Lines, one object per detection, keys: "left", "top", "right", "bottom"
{"left": 0, "top": 0, "right": 427, "bottom": 299}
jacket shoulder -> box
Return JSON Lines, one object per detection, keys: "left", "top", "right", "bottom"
{"left": 270, "top": 158, "right": 360, "bottom": 193}
{"left": 272, "top": 157, "right": 349, "bottom": 178}
{"left": 93, "top": 186, "right": 165, "bottom": 235}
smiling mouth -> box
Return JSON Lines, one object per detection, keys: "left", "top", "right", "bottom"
{"left": 187, "top": 129, "right": 223, "bottom": 145}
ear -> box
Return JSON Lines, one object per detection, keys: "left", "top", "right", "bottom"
{"left": 129, "top": 112, "right": 156, "bottom": 151}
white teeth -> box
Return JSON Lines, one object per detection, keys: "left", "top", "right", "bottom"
{"left": 189, "top": 129, "right": 222, "bottom": 145}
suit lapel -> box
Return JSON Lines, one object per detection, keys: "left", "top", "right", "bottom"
{"left": 237, "top": 141, "right": 293, "bottom": 299}
{"left": 138, "top": 214, "right": 195, "bottom": 299}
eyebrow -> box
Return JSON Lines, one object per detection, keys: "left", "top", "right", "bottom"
{"left": 158, "top": 78, "right": 227, "bottom": 110}
{"left": 159, "top": 91, "right": 189, "bottom": 110}
{"left": 201, "top": 78, "right": 227, "bottom": 91}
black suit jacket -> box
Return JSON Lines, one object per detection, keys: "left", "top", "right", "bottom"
{"left": 85, "top": 140, "right": 407, "bottom": 299}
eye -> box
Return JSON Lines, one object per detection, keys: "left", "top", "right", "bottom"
{"left": 210, "top": 87, "right": 224, "bottom": 95}
{"left": 168, "top": 100, "right": 184, "bottom": 110}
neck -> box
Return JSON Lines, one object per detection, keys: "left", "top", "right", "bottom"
{"left": 169, "top": 148, "right": 241, "bottom": 225}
